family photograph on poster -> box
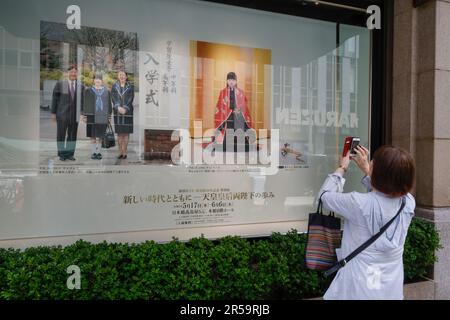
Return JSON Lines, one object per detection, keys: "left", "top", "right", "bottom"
{"left": 39, "top": 21, "right": 139, "bottom": 166}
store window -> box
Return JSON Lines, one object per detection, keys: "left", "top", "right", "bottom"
{"left": 0, "top": 0, "right": 371, "bottom": 244}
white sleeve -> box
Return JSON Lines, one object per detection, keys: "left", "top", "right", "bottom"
{"left": 317, "top": 171, "right": 363, "bottom": 222}
{"left": 361, "top": 175, "right": 373, "bottom": 192}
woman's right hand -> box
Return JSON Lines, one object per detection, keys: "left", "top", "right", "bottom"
{"left": 353, "top": 145, "right": 371, "bottom": 176}
{"left": 118, "top": 106, "right": 126, "bottom": 115}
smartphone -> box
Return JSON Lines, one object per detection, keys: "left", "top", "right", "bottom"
{"left": 342, "top": 137, "right": 360, "bottom": 157}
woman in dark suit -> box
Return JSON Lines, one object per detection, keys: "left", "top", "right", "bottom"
{"left": 81, "top": 72, "right": 112, "bottom": 160}
{"left": 111, "top": 71, "right": 134, "bottom": 159}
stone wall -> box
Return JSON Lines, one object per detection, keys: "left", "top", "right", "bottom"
{"left": 393, "top": 0, "right": 450, "bottom": 299}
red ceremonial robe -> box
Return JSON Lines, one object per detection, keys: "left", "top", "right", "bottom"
{"left": 213, "top": 86, "right": 253, "bottom": 144}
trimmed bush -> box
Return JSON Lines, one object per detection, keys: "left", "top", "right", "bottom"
{"left": 0, "top": 218, "right": 440, "bottom": 300}
{"left": 403, "top": 218, "right": 442, "bottom": 282}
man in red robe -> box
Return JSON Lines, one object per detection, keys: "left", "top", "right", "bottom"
{"left": 213, "top": 72, "right": 253, "bottom": 150}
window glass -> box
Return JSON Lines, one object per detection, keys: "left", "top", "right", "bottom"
{"left": 0, "top": 0, "right": 371, "bottom": 243}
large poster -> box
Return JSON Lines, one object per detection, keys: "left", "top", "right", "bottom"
{"left": 0, "top": 0, "right": 370, "bottom": 245}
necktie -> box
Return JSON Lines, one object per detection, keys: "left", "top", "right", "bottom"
{"left": 70, "top": 81, "right": 75, "bottom": 99}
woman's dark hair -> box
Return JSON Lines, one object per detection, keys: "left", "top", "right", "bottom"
{"left": 371, "top": 146, "right": 415, "bottom": 197}
{"left": 93, "top": 72, "right": 103, "bottom": 80}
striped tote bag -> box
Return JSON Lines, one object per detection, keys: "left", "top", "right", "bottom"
{"left": 305, "top": 196, "right": 342, "bottom": 271}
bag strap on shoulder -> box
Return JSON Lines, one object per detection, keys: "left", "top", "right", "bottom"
{"left": 324, "top": 196, "right": 406, "bottom": 277}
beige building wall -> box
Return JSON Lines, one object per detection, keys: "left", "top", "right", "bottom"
{"left": 393, "top": 0, "right": 450, "bottom": 299}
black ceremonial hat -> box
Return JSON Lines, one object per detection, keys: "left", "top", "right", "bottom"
{"left": 226, "top": 72, "right": 237, "bottom": 80}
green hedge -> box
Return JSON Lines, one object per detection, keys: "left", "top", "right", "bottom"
{"left": 0, "top": 218, "right": 440, "bottom": 300}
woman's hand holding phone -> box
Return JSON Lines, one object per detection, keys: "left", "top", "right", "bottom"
{"left": 338, "top": 151, "right": 351, "bottom": 174}
{"left": 352, "top": 145, "right": 371, "bottom": 176}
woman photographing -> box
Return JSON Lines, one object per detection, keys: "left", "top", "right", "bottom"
{"left": 317, "top": 145, "right": 416, "bottom": 300}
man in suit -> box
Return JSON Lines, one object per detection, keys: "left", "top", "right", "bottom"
{"left": 51, "top": 65, "right": 83, "bottom": 161}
